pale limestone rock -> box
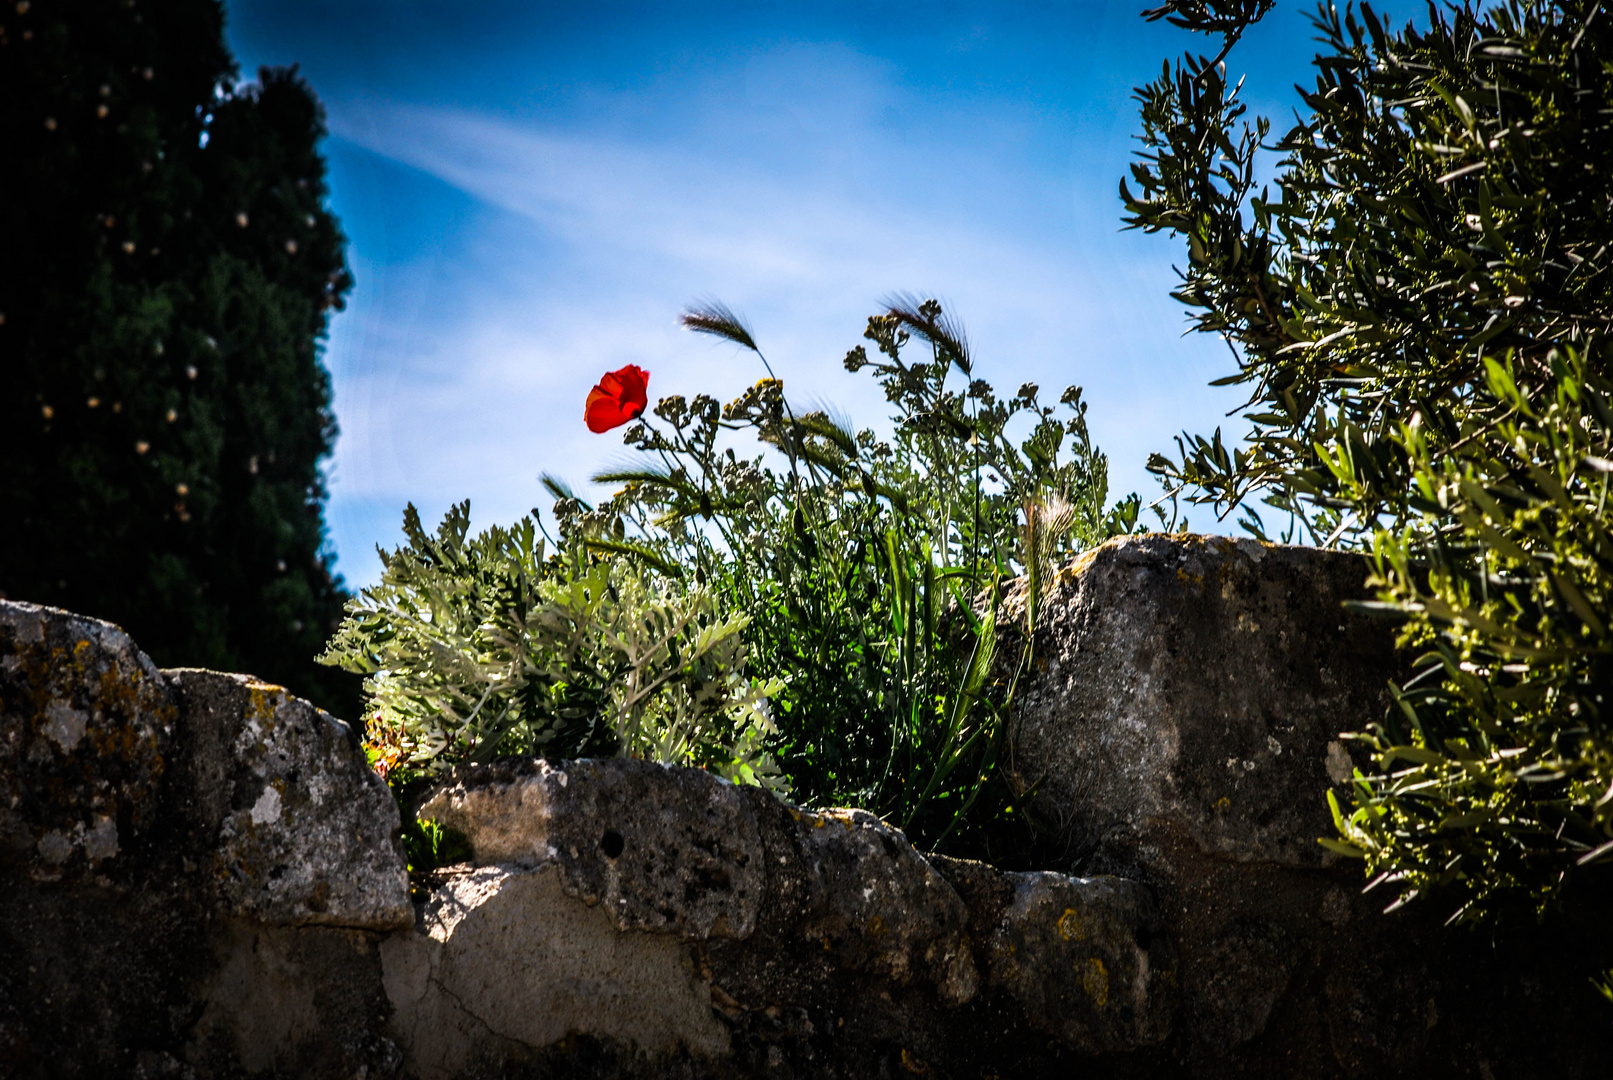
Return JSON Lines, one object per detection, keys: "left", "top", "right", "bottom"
{"left": 383, "top": 862, "right": 731, "bottom": 1079}
{"left": 422, "top": 756, "right": 765, "bottom": 939}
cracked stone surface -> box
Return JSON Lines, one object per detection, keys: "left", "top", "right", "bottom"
{"left": 167, "top": 668, "right": 411, "bottom": 930}
{"left": 409, "top": 757, "right": 1170, "bottom": 1075}
{"left": 383, "top": 863, "right": 731, "bottom": 1080}
{"left": 422, "top": 760, "right": 995, "bottom": 1011}
{"left": 1007, "top": 533, "right": 1400, "bottom": 872}
{"left": 787, "top": 805, "right": 979, "bottom": 1005}
{"left": 422, "top": 757, "right": 765, "bottom": 939}
{"left": 0, "top": 600, "right": 175, "bottom": 884}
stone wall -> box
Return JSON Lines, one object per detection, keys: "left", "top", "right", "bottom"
{"left": 1007, "top": 535, "right": 1613, "bottom": 1076}
{"left": 2, "top": 535, "right": 1609, "bottom": 1078}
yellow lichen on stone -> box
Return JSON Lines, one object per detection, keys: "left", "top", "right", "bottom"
{"left": 1082, "top": 956, "right": 1109, "bottom": 1007}
{"left": 246, "top": 683, "right": 285, "bottom": 728}
{"left": 899, "top": 1048, "right": 931, "bottom": 1075}
{"left": 1057, "top": 545, "right": 1105, "bottom": 585}
{"left": 1057, "top": 906, "right": 1086, "bottom": 942}
{"left": 814, "top": 809, "right": 859, "bottom": 831}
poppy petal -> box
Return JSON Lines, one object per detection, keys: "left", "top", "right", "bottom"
{"left": 584, "top": 365, "right": 651, "bottom": 433}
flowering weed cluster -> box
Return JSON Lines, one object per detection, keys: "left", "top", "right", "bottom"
{"left": 323, "top": 298, "right": 1133, "bottom": 858}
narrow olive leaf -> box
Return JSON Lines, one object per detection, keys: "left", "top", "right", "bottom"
{"left": 1550, "top": 572, "right": 1608, "bottom": 637}
{"left": 1436, "top": 161, "right": 1488, "bottom": 184}
{"left": 1438, "top": 809, "right": 1495, "bottom": 831}
{"left": 1341, "top": 599, "right": 1413, "bottom": 618}
{"left": 1578, "top": 839, "right": 1613, "bottom": 866}
{"left": 1388, "top": 745, "right": 1448, "bottom": 767}
{"left": 1328, "top": 788, "right": 1350, "bottom": 831}
{"left": 1319, "top": 837, "right": 1367, "bottom": 858}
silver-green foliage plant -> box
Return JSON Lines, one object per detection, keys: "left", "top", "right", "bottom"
{"left": 318, "top": 501, "right": 785, "bottom": 792}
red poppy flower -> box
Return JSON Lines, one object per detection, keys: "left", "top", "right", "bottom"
{"left": 584, "top": 364, "right": 650, "bottom": 433}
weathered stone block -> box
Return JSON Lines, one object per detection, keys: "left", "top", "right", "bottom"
{"left": 1009, "top": 532, "right": 1398, "bottom": 872}
{"left": 423, "top": 756, "right": 765, "bottom": 939}
{"left": 986, "top": 871, "right": 1172, "bottom": 1051}
{"left": 5, "top": 582, "right": 1611, "bottom": 1079}
{"left": 385, "top": 862, "right": 733, "bottom": 1079}
{"left": 1005, "top": 535, "right": 1613, "bottom": 1078}
{"left": 787, "top": 805, "right": 978, "bottom": 1005}
{"left": 0, "top": 601, "right": 410, "bottom": 1079}
{"left": 0, "top": 600, "right": 176, "bottom": 884}
{"left": 413, "top": 756, "right": 1170, "bottom": 1073}
{"left": 930, "top": 852, "right": 1175, "bottom": 1055}
{"left": 185, "top": 922, "right": 401, "bottom": 1078}
{"left": 167, "top": 668, "right": 411, "bottom": 930}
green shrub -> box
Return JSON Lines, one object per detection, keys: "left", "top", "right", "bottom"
{"left": 1126, "top": 0, "right": 1613, "bottom": 919}
{"left": 548, "top": 299, "right": 1128, "bottom": 853}
{"left": 319, "top": 501, "right": 785, "bottom": 793}
{"left": 1326, "top": 350, "right": 1613, "bottom": 920}
{"left": 324, "top": 299, "right": 1131, "bottom": 857}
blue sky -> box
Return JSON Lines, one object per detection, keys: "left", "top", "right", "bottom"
{"left": 225, "top": 1, "right": 1333, "bottom": 588}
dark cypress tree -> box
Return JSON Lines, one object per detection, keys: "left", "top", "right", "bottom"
{"left": 0, "top": 0, "right": 360, "bottom": 717}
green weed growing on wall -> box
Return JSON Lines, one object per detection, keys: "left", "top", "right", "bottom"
{"left": 318, "top": 501, "right": 785, "bottom": 794}
{"left": 325, "top": 298, "right": 1132, "bottom": 860}
{"left": 547, "top": 298, "right": 1131, "bottom": 855}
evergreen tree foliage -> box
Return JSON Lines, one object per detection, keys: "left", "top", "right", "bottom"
{"left": 0, "top": 0, "right": 357, "bottom": 714}
{"left": 1126, "top": 0, "right": 1612, "bottom": 921}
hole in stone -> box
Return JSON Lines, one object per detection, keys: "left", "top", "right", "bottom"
{"left": 600, "top": 829, "right": 625, "bottom": 858}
